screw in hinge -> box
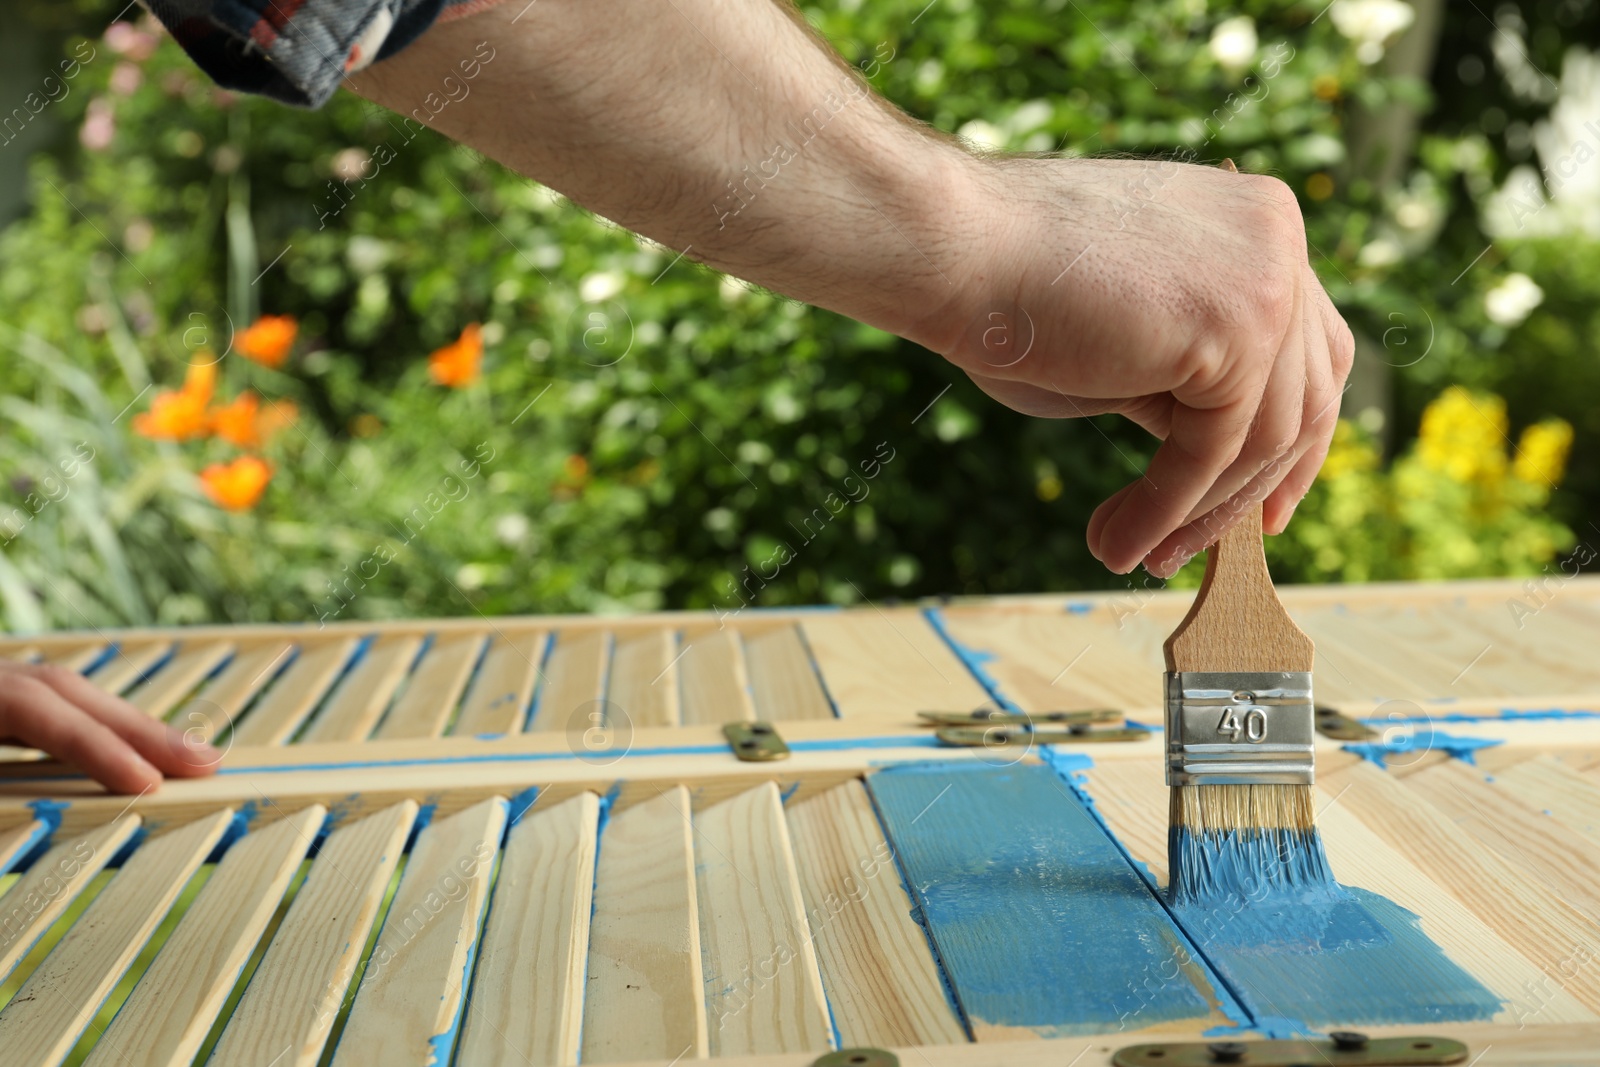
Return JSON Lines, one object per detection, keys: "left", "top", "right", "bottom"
{"left": 1328, "top": 1032, "right": 1369, "bottom": 1051}
{"left": 1207, "top": 1042, "right": 1248, "bottom": 1064}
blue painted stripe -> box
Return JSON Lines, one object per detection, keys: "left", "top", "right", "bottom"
{"left": 868, "top": 761, "right": 1228, "bottom": 1035}
{"left": 920, "top": 608, "right": 1018, "bottom": 712}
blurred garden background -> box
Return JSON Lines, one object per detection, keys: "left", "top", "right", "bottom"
{"left": 0, "top": 0, "right": 1595, "bottom": 632}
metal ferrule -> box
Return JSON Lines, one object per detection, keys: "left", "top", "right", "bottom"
{"left": 1164, "top": 671, "right": 1315, "bottom": 787}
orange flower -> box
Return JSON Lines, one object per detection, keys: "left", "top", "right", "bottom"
{"left": 236, "top": 314, "right": 298, "bottom": 368}
{"left": 428, "top": 323, "right": 483, "bottom": 387}
{"left": 210, "top": 391, "right": 298, "bottom": 448}
{"left": 132, "top": 359, "right": 218, "bottom": 440}
{"left": 200, "top": 455, "right": 272, "bottom": 511}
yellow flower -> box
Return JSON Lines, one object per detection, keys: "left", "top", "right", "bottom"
{"left": 1513, "top": 418, "right": 1574, "bottom": 488}
{"left": 1416, "top": 386, "right": 1508, "bottom": 485}
{"left": 1319, "top": 419, "right": 1379, "bottom": 479}
{"left": 235, "top": 314, "right": 298, "bottom": 368}
{"left": 200, "top": 455, "right": 273, "bottom": 511}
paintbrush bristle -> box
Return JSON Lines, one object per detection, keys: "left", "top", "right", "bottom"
{"left": 1167, "top": 783, "right": 1337, "bottom": 906}
{"left": 1169, "top": 783, "right": 1315, "bottom": 834}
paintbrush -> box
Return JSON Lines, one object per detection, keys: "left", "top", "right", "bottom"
{"left": 1164, "top": 503, "right": 1333, "bottom": 906}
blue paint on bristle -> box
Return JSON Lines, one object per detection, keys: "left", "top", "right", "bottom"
{"left": 1167, "top": 824, "right": 1340, "bottom": 909}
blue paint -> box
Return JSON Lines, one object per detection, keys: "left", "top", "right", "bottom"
{"left": 506, "top": 786, "right": 540, "bottom": 827}
{"left": 474, "top": 733, "right": 505, "bottom": 742}
{"left": 1064, "top": 601, "right": 1094, "bottom": 614}
{"left": 1160, "top": 808, "right": 1501, "bottom": 1028}
{"left": 778, "top": 781, "right": 801, "bottom": 806}
{"left": 869, "top": 762, "right": 1229, "bottom": 1035}
{"left": 26, "top": 798, "right": 69, "bottom": 833}
{"left": 1373, "top": 708, "right": 1600, "bottom": 724}
{"left": 204, "top": 809, "right": 253, "bottom": 864}
{"left": 1343, "top": 728, "right": 1501, "bottom": 767}
{"left": 920, "top": 608, "right": 1019, "bottom": 711}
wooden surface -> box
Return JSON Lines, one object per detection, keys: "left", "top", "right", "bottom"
{"left": 332, "top": 796, "right": 506, "bottom": 1066}
{"left": 450, "top": 629, "right": 547, "bottom": 736}
{"left": 786, "top": 780, "right": 965, "bottom": 1048}
{"left": 1, "top": 578, "right": 1599, "bottom": 1062}
{"left": 696, "top": 783, "right": 832, "bottom": 1057}
{"left": 581, "top": 786, "right": 707, "bottom": 1064}
{"left": 83, "top": 805, "right": 327, "bottom": 1067}
{"left": 0, "top": 815, "right": 143, "bottom": 983}
{"left": 207, "top": 801, "right": 417, "bottom": 1067}
{"left": 0, "top": 809, "right": 233, "bottom": 1067}
{"left": 458, "top": 792, "right": 598, "bottom": 1067}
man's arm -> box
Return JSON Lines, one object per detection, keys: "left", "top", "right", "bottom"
{"left": 352, "top": 0, "right": 1354, "bottom": 578}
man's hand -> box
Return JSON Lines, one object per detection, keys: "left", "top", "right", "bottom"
{"left": 934, "top": 158, "right": 1354, "bottom": 577}
{"left": 350, "top": 0, "right": 1352, "bottom": 576}
{"left": 0, "top": 659, "right": 223, "bottom": 793}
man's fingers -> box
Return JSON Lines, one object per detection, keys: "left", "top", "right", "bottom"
{"left": 1087, "top": 395, "right": 1257, "bottom": 572}
{"left": 0, "top": 675, "right": 162, "bottom": 795}
{"left": 30, "top": 664, "right": 222, "bottom": 778}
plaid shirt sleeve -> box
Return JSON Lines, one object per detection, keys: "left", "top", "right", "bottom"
{"left": 142, "top": 0, "right": 505, "bottom": 108}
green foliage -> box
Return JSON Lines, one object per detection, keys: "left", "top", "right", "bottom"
{"left": 0, "top": 0, "right": 1591, "bottom": 630}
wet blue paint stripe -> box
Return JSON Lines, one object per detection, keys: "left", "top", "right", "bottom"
{"left": 867, "top": 761, "right": 1230, "bottom": 1036}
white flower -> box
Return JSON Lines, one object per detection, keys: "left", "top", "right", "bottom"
{"left": 1484, "top": 273, "right": 1545, "bottom": 327}
{"left": 1209, "top": 17, "right": 1258, "bottom": 72}
{"left": 956, "top": 120, "right": 1005, "bottom": 151}
{"left": 1329, "top": 0, "right": 1415, "bottom": 64}
{"left": 495, "top": 513, "right": 530, "bottom": 546}
{"left": 1357, "top": 236, "right": 1402, "bottom": 267}
{"left": 1007, "top": 100, "right": 1055, "bottom": 135}
{"left": 579, "top": 270, "right": 625, "bottom": 302}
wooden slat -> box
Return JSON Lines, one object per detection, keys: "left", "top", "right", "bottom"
{"left": 742, "top": 624, "right": 835, "bottom": 721}
{"left": 530, "top": 629, "right": 609, "bottom": 732}
{"left": 1409, "top": 759, "right": 1600, "bottom": 921}
{"left": 679, "top": 626, "right": 754, "bottom": 724}
{"left": 0, "top": 820, "right": 48, "bottom": 876}
{"left": 89, "top": 641, "right": 174, "bottom": 696}
{"left": 229, "top": 638, "right": 359, "bottom": 746}
{"left": 697, "top": 782, "right": 832, "bottom": 1056}
{"left": 786, "top": 780, "right": 966, "bottom": 1048}
{"left": 1295, "top": 606, "right": 1504, "bottom": 699}
{"left": 1490, "top": 753, "right": 1600, "bottom": 837}
{"left": 449, "top": 630, "right": 548, "bottom": 736}
{"left": 209, "top": 800, "right": 418, "bottom": 1067}
{"left": 801, "top": 611, "right": 991, "bottom": 718}
{"left": 1320, "top": 755, "right": 1600, "bottom": 1011}
{"left": 581, "top": 786, "right": 706, "bottom": 1064}
{"left": 83, "top": 804, "right": 327, "bottom": 1067}
{"left": 1, "top": 646, "right": 41, "bottom": 663}
{"left": 1080, "top": 758, "right": 1595, "bottom": 1026}
{"left": 47, "top": 644, "right": 108, "bottom": 673}
{"left": 608, "top": 629, "right": 681, "bottom": 728}
{"left": 292, "top": 635, "right": 414, "bottom": 745}
{"left": 332, "top": 797, "right": 506, "bottom": 1066}
{"left": 372, "top": 632, "right": 489, "bottom": 740}
{"left": 175, "top": 641, "right": 296, "bottom": 743}
{"left": 458, "top": 793, "right": 598, "bottom": 1067}
{"left": 125, "top": 641, "right": 236, "bottom": 719}
{"left": 0, "top": 815, "right": 143, "bottom": 983}
{"left": 0, "top": 809, "right": 233, "bottom": 1067}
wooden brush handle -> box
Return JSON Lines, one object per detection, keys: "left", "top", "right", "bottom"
{"left": 1163, "top": 503, "right": 1314, "bottom": 673}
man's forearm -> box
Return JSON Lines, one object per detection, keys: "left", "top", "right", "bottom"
{"left": 351, "top": 0, "right": 975, "bottom": 344}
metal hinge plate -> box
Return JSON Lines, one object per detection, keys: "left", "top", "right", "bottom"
{"left": 936, "top": 724, "right": 1150, "bottom": 746}
{"left": 1316, "top": 704, "right": 1379, "bottom": 740}
{"left": 918, "top": 708, "right": 1122, "bottom": 726}
{"left": 811, "top": 1050, "right": 899, "bottom": 1067}
{"left": 1113, "top": 1034, "right": 1468, "bottom": 1067}
{"left": 723, "top": 721, "right": 789, "bottom": 761}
